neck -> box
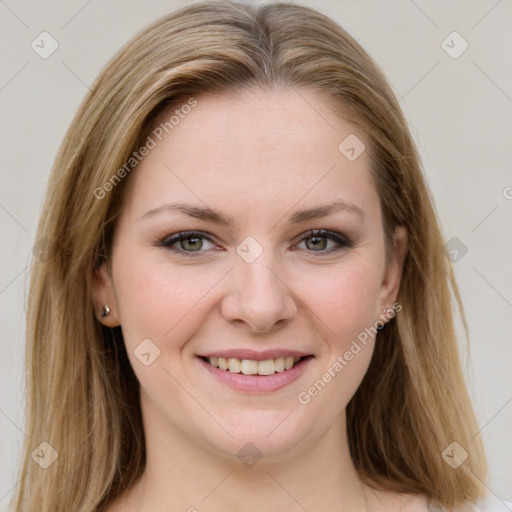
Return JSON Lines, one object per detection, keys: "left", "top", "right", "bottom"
{"left": 120, "top": 402, "right": 371, "bottom": 512}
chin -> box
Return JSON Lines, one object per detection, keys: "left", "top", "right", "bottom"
{"left": 201, "top": 408, "right": 318, "bottom": 464}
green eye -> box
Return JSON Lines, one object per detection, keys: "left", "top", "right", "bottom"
{"left": 159, "top": 229, "right": 353, "bottom": 258}
{"left": 176, "top": 236, "right": 204, "bottom": 251}
{"left": 161, "top": 231, "right": 217, "bottom": 255}
{"left": 302, "top": 235, "right": 330, "bottom": 251}
{"left": 295, "top": 230, "right": 352, "bottom": 254}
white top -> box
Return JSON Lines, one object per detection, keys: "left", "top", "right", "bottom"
{"left": 456, "top": 498, "right": 512, "bottom": 511}
{"left": 479, "top": 499, "right": 512, "bottom": 511}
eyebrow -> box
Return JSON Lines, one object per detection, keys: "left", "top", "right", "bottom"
{"left": 140, "top": 199, "right": 365, "bottom": 225}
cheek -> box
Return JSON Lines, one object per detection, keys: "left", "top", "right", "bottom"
{"left": 294, "top": 259, "right": 383, "bottom": 344}
{"left": 292, "top": 264, "right": 382, "bottom": 413}
{"left": 112, "top": 248, "right": 228, "bottom": 346}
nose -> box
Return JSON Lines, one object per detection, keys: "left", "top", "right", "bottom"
{"left": 220, "top": 251, "right": 298, "bottom": 333}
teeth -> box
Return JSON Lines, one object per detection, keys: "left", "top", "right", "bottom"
{"left": 228, "top": 358, "right": 241, "bottom": 373}
{"left": 257, "top": 359, "right": 275, "bottom": 376}
{"left": 274, "top": 357, "right": 285, "bottom": 372}
{"left": 240, "top": 359, "right": 258, "bottom": 375}
{"left": 208, "top": 355, "right": 303, "bottom": 375}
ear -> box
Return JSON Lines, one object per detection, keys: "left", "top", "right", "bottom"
{"left": 91, "top": 260, "right": 121, "bottom": 327}
{"left": 378, "top": 225, "right": 408, "bottom": 310}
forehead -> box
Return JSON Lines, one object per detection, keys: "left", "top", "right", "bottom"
{"left": 121, "top": 87, "right": 381, "bottom": 227}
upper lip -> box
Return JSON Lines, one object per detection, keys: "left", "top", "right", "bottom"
{"left": 198, "top": 349, "right": 312, "bottom": 361}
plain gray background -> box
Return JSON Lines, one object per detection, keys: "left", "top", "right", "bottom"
{"left": 1, "top": 0, "right": 511, "bottom": 510}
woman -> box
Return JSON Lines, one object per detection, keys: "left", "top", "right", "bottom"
{"left": 11, "top": 2, "right": 489, "bottom": 511}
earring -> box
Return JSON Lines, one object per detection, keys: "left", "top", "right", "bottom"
{"left": 381, "top": 305, "right": 395, "bottom": 319}
{"left": 101, "top": 305, "right": 111, "bottom": 318}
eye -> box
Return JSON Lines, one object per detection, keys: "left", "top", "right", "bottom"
{"left": 159, "top": 231, "right": 218, "bottom": 255}
{"left": 294, "top": 229, "right": 353, "bottom": 255}
{"left": 157, "top": 229, "right": 353, "bottom": 257}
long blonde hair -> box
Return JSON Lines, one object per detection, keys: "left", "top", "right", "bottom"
{"left": 12, "top": 2, "right": 487, "bottom": 511}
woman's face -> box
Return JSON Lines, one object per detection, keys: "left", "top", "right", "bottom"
{"left": 93, "top": 87, "right": 407, "bottom": 461}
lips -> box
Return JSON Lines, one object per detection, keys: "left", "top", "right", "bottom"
{"left": 196, "top": 349, "right": 314, "bottom": 392}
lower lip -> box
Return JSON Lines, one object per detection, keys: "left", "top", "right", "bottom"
{"left": 198, "top": 356, "right": 314, "bottom": 393}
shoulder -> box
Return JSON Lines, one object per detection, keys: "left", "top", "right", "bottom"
{"left": 368, "top": 490, "right": 429, "bottom": 512}
{"left": 391, "top": 493, "right": 429, "bottom": 511}
{"left": 382, "top": 494, "right": 512, "bottom": 512}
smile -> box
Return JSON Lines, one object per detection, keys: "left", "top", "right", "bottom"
{"left": 197, "top": 352, "right": 314, "bottom": 393}
{"left": 204, "top": 356, "right": 303, "bottom": 375}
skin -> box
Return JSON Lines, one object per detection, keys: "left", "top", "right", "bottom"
{"left": 93, "top": 87, "right": 427, "bottom": 511}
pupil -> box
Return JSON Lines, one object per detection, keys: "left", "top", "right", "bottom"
{"left": 307, "top": 236, "right": 326, "bottom": 250}
{"left": 183, "top": 237, "right": 202, "bottom": 251}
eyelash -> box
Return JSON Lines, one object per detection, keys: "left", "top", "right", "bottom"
{"left": 157, "top": 229, "right": 353, "bottom": 257}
